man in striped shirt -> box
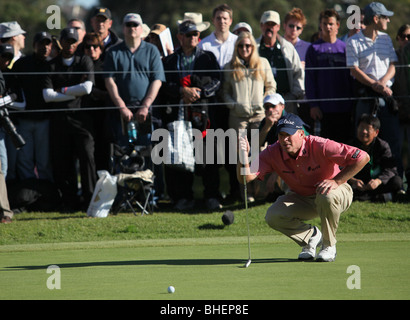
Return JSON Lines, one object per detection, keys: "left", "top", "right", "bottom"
{"left": 346, "top": 2, "right": 402, "bottom": 181}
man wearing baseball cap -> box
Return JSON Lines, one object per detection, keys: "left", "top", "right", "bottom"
{"left": 42, "top": 27, "right": 96, "bottom": 211}
{"left": 259, "top": 93, "right": 310, "bottom": 149}
{"left": 12, "top": 31, "right": 54, "bottom": 184}
{"left": 104, "top": 12, "right": 165, "bottom": 125}
{"left": 90, "top": 7, "right": 122, "bottom": 55}
{"left": 160, "top": 20, "right": 222, "bottom": 211}
{"left": 104, "top": 12, "right": 165, "bottom": 174}
{"left": 259, "top": 94, "right": 286, "bottom": 147}
{"left": 258, "top": 11, "right": 304, "bottom": 115}
{"left": 238, "top": 113, "right": 370, "bottom": 261}
{"left": 346, "top": 2, "right": 402, "bottom": 181}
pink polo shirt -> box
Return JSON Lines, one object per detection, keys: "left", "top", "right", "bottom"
{"left": 256, "top": 136, "right": 367, "bottom": 196}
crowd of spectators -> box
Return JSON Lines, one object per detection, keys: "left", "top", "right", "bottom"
{"left": 1, "top": 2, "right": 409, "bottom": 222}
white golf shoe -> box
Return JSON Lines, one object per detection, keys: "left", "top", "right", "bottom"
{"left": 298, "top": 226, "right": 322, "bottom": 260}
{"left": 317, "top": 245, "right": 337, "bottom": 262}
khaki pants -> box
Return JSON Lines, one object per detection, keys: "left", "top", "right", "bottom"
{"left": 265, "top": 183, "right": 353, "bottom": 247}
{"left": 228, "top": 114, "right": 265, "bottom": 200}
{"left": 228, "top": 113, "right": 265, "bottom": 133}
{"left": 0, "top": 160, "right": 13, "bottom": 219}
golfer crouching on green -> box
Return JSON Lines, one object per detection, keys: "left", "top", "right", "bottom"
{"left": 237, "top": 113, "right": 369, "bottom": 262}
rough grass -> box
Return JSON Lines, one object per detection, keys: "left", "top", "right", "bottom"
{"left": 1, "top": 200, "right": 409, "bottom": 247}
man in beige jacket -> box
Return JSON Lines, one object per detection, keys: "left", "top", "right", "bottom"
{"left": 257, "top": 10, "right": 305, "bottom": 114}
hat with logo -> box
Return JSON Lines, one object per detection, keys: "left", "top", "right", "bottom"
{"left": 60, "top": 27, "right": 79, "bottom": 42}
{"left": 0, "top": 43, "right": 14, "bottom": 60}
{"left": 277, "top": 113, "right": 306, "bottom": 135}
{"left": 123, "top": 13, "right": 143, "bottom": 25}
{"left": 178, "top": 20, "right": 201, "bottom": 34}
{"left": 260, "top": 10, "right": 280, "bottom": 25}
{"left": 177, "top": 12, "right": 210, "bottom": 32}
{"left": 364, "top": 2, "right": 394, "bottom": 20}
{"left": 92, "top": 7, "right": 112, "bottom": 20}
{"left": 33, "top": 31, "right": 52, "bottom": 44}
{"left": 0, "top": 21, "right": 26, "bottom": 38}
{"left": 264, "top": 93, "right": 285, "bottom": 106}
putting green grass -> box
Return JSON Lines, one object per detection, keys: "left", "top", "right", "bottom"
{"left": 1, "top": 233, "right": 409, "bottom": 300}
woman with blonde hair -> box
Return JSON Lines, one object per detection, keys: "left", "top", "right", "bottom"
{"left": 224, "top": 31, "right": 276, "bottom": 133}
{"left": 223, "top": 31, "right": 276, "bottom": 201}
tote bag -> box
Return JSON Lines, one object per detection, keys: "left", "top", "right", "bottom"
{"left": 165, "top": 119, "right": 195, "bottom": 172}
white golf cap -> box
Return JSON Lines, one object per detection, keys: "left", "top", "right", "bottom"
{"left": 0, "top": 21, "right": 26, "bottom": 38}
{"left": 260, "top": 10, "right": 280, "bottom": 25}
{"left": 264, "top": 93, "right": 285, "bottom": 106}
{"left": 233, "top": 22, "right": 253, "bottom": 34}
{"left": 123, "top": 13, "right": 143, "bottom": 25}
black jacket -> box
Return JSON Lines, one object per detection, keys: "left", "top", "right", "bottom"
{"left": 159, "top": 47, "right": 221, "bottom": 129}
{"left": 12, "top": 54, "right": 50, "bottom": 120}
{"left": 352, "top": 136, "right": 398, "bottom": 185}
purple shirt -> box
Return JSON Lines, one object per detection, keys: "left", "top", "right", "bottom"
{"left": 305, "top": 39, "right": 354, "bottom": 113}
{"left": 294, "top": 38, "right": 311, "bottom": 62}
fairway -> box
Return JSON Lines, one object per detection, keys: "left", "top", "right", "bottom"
{"left": 1, "top": 233, "right": 409, "bottom": 300}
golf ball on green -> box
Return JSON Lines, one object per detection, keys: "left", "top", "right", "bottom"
{"left": 167, "top": 286, "right": 175, "bottom": 293}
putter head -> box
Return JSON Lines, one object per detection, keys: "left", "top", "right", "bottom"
{"left": 244, "top": 259, "right": 251, "bottom": 268}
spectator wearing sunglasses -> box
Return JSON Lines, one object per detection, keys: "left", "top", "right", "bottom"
{"left": 282, "top": 8, "right": 312, "bottom": 136}
{"left": 104, "top": 13, "right": 165, "bottom": 204}
{"left": 67, "top": 19, "right": 86, "bottom": 56}
{"left": 392, "top": 24, "right": 410, "bottom": 191}
{"left": 104, "top": 13, "right": 165, "bottom": 137}
{"left": 67, "top": 19, "right": 86, "bottom": 43}
{"left": 224, "top": 32, "right": 276, "bottom": 135}
{"left": 257, "top": 10, "right": 304, "bottom": 116}
{"left": 43, "top": 27, "right": 95, "bottom": 211}
{"left": 283, "top": 8, "right": 310, "bottom": 69}
{"left": 82, "top": 33, "right": 112, "bottom": 172}
{"left": 395, "top": 24, "right": 410, "bottom": 50}
{"left": 160, "top": 20, "right": 222, "bottom": 211}
{"left": 257, "top": 94, "right": 309, "bottom": 201}
{"left": 224, "top": 32, "right": 276, "bottom": 202}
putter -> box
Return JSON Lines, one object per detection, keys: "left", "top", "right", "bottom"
{"left": 239, "top": 132, "right": 252, "bottom": 268}
{"left": 243, "top": 174, "right": 252, "bottom": 268}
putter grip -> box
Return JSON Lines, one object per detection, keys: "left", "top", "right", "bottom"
{"left": 239, "top": 131, "right": 248, "bottom": 166}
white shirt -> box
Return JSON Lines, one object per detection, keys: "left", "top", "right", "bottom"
{"left": 198, "top": 32, "right": 238, "bottom": 68}
{"left": 346, "top": 30, "right": 398, "bottom": 87}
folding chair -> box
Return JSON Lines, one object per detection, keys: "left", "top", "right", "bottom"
{"left": 113, "top": 169, "right": 155, "bottom": 215}
{"left": 109, "top": 111, "right": 157, "bottom": 215}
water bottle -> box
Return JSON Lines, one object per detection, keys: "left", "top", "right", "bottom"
{"left": 127, "top": 120, "right": 138, "bottom": 143}
{"left": 314, "top": 120, "right": 321, "bottom": 136}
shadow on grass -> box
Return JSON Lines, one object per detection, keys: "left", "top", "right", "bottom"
{"left": 198, "top": 223, "right": 226, "bottom": 230}
{"left": 4, "top": 258, "right": 301, "bottom": 270}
